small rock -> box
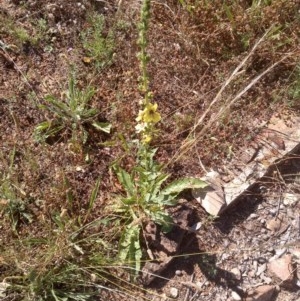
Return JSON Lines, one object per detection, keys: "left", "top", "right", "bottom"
{"left": 192, "top": 172, "right": 225, "bottom": 216}
{"left": 257, "top": 257, "right": 267, "bottom": 264}
{"left": 169, "top": 287, "right": 179, "bottom": 299}
{"left": 290, "top": 248, "right": 300, "bottom": 260}
{"left": 269, "top": 248, "right": 287, "bottom": 261}
{"left": 195, "top": 281, "right": 203, "bottom": 288}
{"left": 268, "top": 254, "right": 296, "bottom": 288}
{"left": 221, "top": 253, "right": 230, "bottom": 261}
{"left": 245, "top": 285, "right": 275, "bottom": 301}
{"left": 193, "top": 186, "right": 225, "bottom": 216}
{"left": 282, "top": 193, "right": 299, "bottom": 206}
{"left": 276, "top": 248, "right": 288, "bottom": 256}
{"left": 0, "top": 282, "right": 10, "bottom": 298}
{"left": 248, "top": 213, "right": 258, "bottom": 219}
{"left": 223, "top": 239, "right": 230, "bottom": 248}
{"left": 230, "top": 267, "right": 242, "bottom": 281}
{"left": 253, "top": 260, "right": 258, "bottom": 274}
{"left": 266, "top": 217, "right": 281, "bottom": 232}
{"left": 260, "top": 274, "right": 273, "bottom": 284}
{"left": 175, "top": 270, "right": 182, "bottom": 276}
{"left": 256, "top": 263, "right": 267, "bottom": 276}
{"left": 260, "top": 218, "right": 266, "bottom": 224}
{"left": 190, "top": 222, "right": 202, "bottom": 231}
{"left": 76, "top": 166, "right": 84, "bottom": 172}
{"left": 257, "top": 204, "right": 264, "bottom": 210}
{"left": 231, "top": 291, "right": 241, "bottom": 301}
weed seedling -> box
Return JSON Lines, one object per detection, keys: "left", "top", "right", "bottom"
{"left": 81, "top": 13, "right": 115, "bottom": 69}
{"left": 35, "top": 72, "right": 111, "bottom": 144}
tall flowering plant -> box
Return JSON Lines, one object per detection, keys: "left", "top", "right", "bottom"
{"left": 135, "top": 0, "right": 161, "bottom": 145}
{"left": 113, "top": 0, "right": 207, "bottom": 276}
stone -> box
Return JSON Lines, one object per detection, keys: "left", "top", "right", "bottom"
{"left": 175, "top": 270, "right": 182, "bottom": 276}
{"left": 193, "top": 185, "right": 225, "bottom": 216}
{"left": 282, "top": 193, "right": 299, "bottom": 206}
{"left": 252, "top": 260, "right": 258, "bottom": 275}
{"left": 190, "top": 221, "right": 202, "bottom": 231}
{"left": 290, "top": 248, "right": 300, "bottom": 260}
{"left": 260, "top": 274, "right": 273, "bottom": 284}
{"left": 192, "top": 171, "right": 226, "bottom": 216}
{"left": 256, "top": 263, "right": 267, "bottom": 277}
{"left": 230, "top": 267, "right": 242, "bottom": 281}
{"left": 257, "top": 257, "right": 267, "bottom": 264}
{"left": 0, "top": 282, "right": 10, "bottom": 298}
{"left": 231, "top": 291, "right": 242, "bottom": 300}
{"left": 265, "top": 216, "right": 283, "bottom": 232}
{"left": 248, "top": 213, "right": 258, "bottom": 219}
{"left": 268, "top": 254, "right": 296, "bottom": 288}
{"left": 275, "top": 248, "right": 287, "bottom": 257}
{"left": 169, "top": 287, "right": 179, "bottom": 299}
{"left": 245, "top": 285, "right": 275, "bottom": 301}
{"left": 207, "top": 115, "right": 300, "bottom": 216}
{"left": 269, "top": 248, "right": 287, "bottom": 262}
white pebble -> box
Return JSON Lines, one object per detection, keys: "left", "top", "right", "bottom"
{"left": 169, "top": 287, "right": 178, "bottom": 299}
{"left": 231, "top": 291, "right": 242, "bottom": 301}
{"left": 256, "top": 263, "right": 267, "bottom": 276}
{"left": 175, "top": 270, "right": 182, "bottom": 276}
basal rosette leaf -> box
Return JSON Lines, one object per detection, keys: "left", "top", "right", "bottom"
{"left": 149, "top": 211, "right": 173, "bottom": 233}
{"left": 91, "top": 121, "right": 111, "bottom": 134}
{"left": 119, "top": 225, "right": 142, "bottom": 274}
{"left": 113, "top": 165, "right": 135, "bottom": 197}
{"left": 161, "top": 178, "right": 207, "bottom": 196}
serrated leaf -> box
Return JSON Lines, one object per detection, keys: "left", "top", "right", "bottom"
{"left": 119, "top": 225, "right": 141, "bottom": 274}
{"left": 45, "top": 95, "right": 70, "bottom": 116}
{"left": 161, "top": 178, "right": 207, "bottom": 196}
{"left": 149, "top": 173, "right": 169, "bottom": 197}
{"left": 81, "top": 108, "right": 98, "bottom": 118}
{"left": 114, "top": 165, "right": 135, "bottom": 196}
{"left": 154, "top": 193, "right": 178, "bottom": 206}
{"left": 150, "top": 211, "right": 173, "bottom": 233}
{"left": 92, "top": 121, "right": 111, "bottom": 133}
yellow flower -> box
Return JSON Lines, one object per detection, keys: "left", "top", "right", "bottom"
{"left": 142, "top": 134, "right": 152, "bottom": 144}
{"left": 137, "top": 103, "right": 161, "bottom": 124}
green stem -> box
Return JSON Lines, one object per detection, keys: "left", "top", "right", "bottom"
{"left": 138, "top": 0, "right": 151, "bottom": 106}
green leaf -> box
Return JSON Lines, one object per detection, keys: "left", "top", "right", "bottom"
{"left": 45, "top": 95, "right": 71, "bottom": 117}
{"left": 92, "top": 121, "right": 111, "bottom": 133}
{"left": 81, "top": 108, "right": 98, "bottom": 119}
{"left": 149, "top": 172, "right": 169, "bottom": 196}
{"left": 113, "top": 165, "right": 135, "bottom": 196}
{"left": 119, "top": 225, "right": 142, "bottom": 274}
{"left": 154, "top": 193, "right": 178, "bottom": 206}
{"left": 35, "top": 121, "right": 51, "bottom": 132}
{"left": 34, "top": 121, "right": 64, "bottom": 141}
{"left": 121, "top": 197, "right": 136, "bottom": 205}
{"left": 150, "top": 211, "right": 173, "bottom": 233}
{"left": 84, "top": 177, "right": 101, "bottom": 223}
{"left": 161, "top": 178, "right": 207, "bottom": 196}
